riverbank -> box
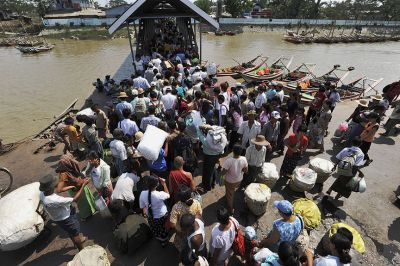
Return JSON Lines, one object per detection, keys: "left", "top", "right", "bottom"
{"left": 40, "top": 26, "right": 129, "bottom": 40}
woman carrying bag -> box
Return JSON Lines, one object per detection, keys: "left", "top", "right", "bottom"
{"left": 139, "top": 175, "right": 170, "bottom": 247}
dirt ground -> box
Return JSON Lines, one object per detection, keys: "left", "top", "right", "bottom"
{"left": 0, "top": 93, "right": 399, "bottom": 265}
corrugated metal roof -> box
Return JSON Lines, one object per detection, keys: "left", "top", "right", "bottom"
{"left": 108, "top": 0, "right": 219, "bottom": 34}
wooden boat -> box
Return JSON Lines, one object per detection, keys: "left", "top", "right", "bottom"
{"left": 283, "top": 31, "right": 304, "bottom": 44}
{"left": 226, "top": 31, "right": 236, "bottom": 36}
{"left": 216, "top": 55, "right": 264, "bottom": 78}
{"left": 293, "top": 77, "right": 384, "bottom": 106}
{"left": 279, "top": 63, "right": 317, "bottom": 83}
{"left": 16, "top": 44, "right": 54, "bottom": 54}
{"left": 282, "top": 64, "right": 355, "bottom": 94}
{"left": 240, "top": 56, "right": 293, "bottom": 83}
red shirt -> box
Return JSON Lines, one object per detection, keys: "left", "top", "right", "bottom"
{"left": 311, "top": 91, "right": 327, "bottom": 110}
{"left": 286, "top": 134, "right": 309, "bottom": 157}
{"left": 169, "top": 169, "right": 192, "bottom": 203}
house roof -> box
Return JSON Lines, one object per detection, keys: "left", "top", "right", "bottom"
{"left": 108, "top": 0, "right": 219, "bottom": 35}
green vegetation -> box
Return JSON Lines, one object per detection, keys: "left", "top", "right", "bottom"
{"left": 195, "top": 0, "right": 400, "bottom": 21}
{"left": 107, "top": 0, "right": 128, "bottom": 8}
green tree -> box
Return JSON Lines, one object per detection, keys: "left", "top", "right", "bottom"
{"left": 33, "top": 0, "right": 51, "bottom": 18}
{"left": 194, "top": 0, "right": 213, "bottom": 14}
{"left": 224, "top": 0, "right": 250, "bottom": 17}
{"left": 108, "top": 0, "right": 128, "bottom": 8}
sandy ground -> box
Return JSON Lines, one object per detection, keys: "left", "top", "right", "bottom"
{"left": 0, "top": 93, "right": 399, "bottom": 265}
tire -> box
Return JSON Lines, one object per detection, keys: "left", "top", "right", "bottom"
{"left": 0, "top": 167, "right": 13, "bottom": 197}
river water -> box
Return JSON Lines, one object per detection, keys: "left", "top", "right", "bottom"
{"left": 1, "top": 32, "right": 399, "bottom": 143}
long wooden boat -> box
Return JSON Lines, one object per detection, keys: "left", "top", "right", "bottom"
{"left": 240, "top": 56, "right": 293, "bottom": 83}
{"left": 282, "top": 64, "right": 355, "bottom": 96}
{"left": 16, "top": 44, "right": 54, "bottom": 54}
{"left": 216, "top": 55, "right": 264, "bottom": 78}
{"left": 286, "top": 77, "right": 383, "bottom": 106}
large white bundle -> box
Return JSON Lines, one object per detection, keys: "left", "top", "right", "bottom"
{"left": 137, "top": 125, "right": 169, "bottom": 161}
{"left": 207, "top": 62, "right": 217, "bottom": 76}
{"left": 309, "top": 158, "right": 334, "bottom": 183}
{"left": 67, "top": 245, "right": 110, "bottom": 266}
{"left": 206, "top": 126, "right": 227, "bottom": 154}
{"left": 244, "top": 183, "right": 271, "bottom": 216}
{"left": 289, "top": 168, "right": 317, "bottom": 192}
{"left": 0, "top": 182, "right": 44, "bottom": 251}
{"left": 257, "top": 163, "right": 279, "bottom": 188}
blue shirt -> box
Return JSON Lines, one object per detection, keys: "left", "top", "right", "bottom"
{"left": 273, "top": 215, "right": 303, "bottom": 246}
{"left": 116, "top": 101, "right": 133, "bottom": 120}
{"left": 147, "top": 149, "right": 167, "bottom": 172}
{"left": 266, "top": 89, "right": 277, "bottom": 101}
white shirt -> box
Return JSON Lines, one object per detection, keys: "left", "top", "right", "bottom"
{"left": 329, "top": 91, "right": 341, "bottom": 107}
{"left": 111, "top": 173, "right": 140, "bottom": 202}
{"left": 276, "top": 90, "right": 285, "bottom": 103}
{"left": 40, "top": 192, "right": 73, "bottom": 221}
{"left": 210, "top": 218, "right": 239, "bottom": 264}
{"left": 110, "top": 139, "right": 128, "bottom": 160}
{"left": 161, "top": 93, "right": 177, "bottom": 110}
{"left": 314, "top": 255, "right": 350, "bottom": 266}
{"left": 152, "top": 58, "right": 162, "bottom": 68}
{"left": 245, "top": 145, "right": 267, "bottom": 167}
{"left": 255, "top": 93, "right": 266, "bottom": 109}
{"left": 91, "top": 165, "right": 102, "bottom": 189}
{"left": 139, "top": 190, "right": 170, "bottom": 219}
{"left": 134, "top": 60, "right": 144, "bottom": 72}
{"left": 237, "top": 121, "right": 262, "bottom": 148}
{"left": 119, "top": 119, "right": 139, "bottom": 136}
{"left": 336, "top": 146, "right": 364, "bottom": 166}
{"left": 222, "top": 92, "right": 230, "bottom": 109}
{"left": 223, "top": 156, "right": 248, "bottom": 183}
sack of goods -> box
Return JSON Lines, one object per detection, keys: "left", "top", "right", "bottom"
{"left": 289, "top": 168, "right": 317, "bottom": 192}
{"left": 113, "top": 214, "right": 152, "bottom": 253}
{"left": 0, "top": 182, "right": 44, "bottom": 251}
{"left": 322, "top": 223, "right": 365, "bottom": 254}
{"left": 67, "top": 244, "right": 110, "bottom": 266}
{"left": 244, "top": 183, "right": 271, "bottom": 216}
{"left": 346, "top": 176, "right": 367, "bottom": 193}
{"left": 137, "top": 125, "right": 169, "bottom": 161}
{"left": 257, "top": 163, "right": 279, "bottom": 188}
{"left": 309, "top": 158, "right": 334, "bottom": 184}
{"left": 206, "top": 126, "right": 227, "bottom": 154}
{"left": 292, "top": 198, "right": 321, "bottom": 230}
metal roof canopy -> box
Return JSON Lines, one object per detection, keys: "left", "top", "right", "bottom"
{"left": 108, "top": 0, "right": 219, "bottom": 35}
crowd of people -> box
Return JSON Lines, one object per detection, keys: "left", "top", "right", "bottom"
{"left": 37, "top": 20, "right": 400, "bottom": 266}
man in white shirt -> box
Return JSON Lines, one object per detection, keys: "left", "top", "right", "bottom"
{"left": 210, "top": 207, "right": 240, "bottom": 265}
{"left": 109, "top": 128, "right": 128, "bottom": 176}
{"left": 111, "top": 171, "right": 140, "bottom": 208}
{"left": 237, "top": 110, "right": 262, "bottom": 149}
{"left": 39, "top": 174, "right": 89, "bottom": 251}
{"left": 244, "top": 135, "right": 271, "bottom": 188}
{"left": 118, "top": 109, "right": 139, "bottom": 137}
{"left": 161, "top": 87, "right": 177, "bottom": 111}
{"left": 255, "top": 87, "right": 267, "bottom": 111}
{"left": 276, "top": 83, "right": 285, "bottom": 103}
{"left": 134, "top": 57, "right": 144, "bottom": 75}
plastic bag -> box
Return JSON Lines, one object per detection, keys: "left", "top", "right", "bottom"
{"left": 329, "top": 223, "right": 365, "bottom": 253}
{"left": 293, "top": 198, "right": 321, "bottom": 229}
{"left": 137, "top": 125, "right": 169, "bottom": 161}
{"left": 67, "top": 244, "right": 110, "bottom": 266}
{"left": 0, "top": 182, "right": 44, "bottom": 251}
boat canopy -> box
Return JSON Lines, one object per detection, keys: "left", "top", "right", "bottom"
{"left": 108, "top": 0, "right": 219, "bottom": 35}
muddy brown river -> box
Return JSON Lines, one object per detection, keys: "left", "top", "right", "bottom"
{"left": 1, "top": 31, "right": 399, "bottom": 142}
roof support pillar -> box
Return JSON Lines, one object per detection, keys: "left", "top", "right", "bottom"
{"left": 126, "top": 22, "right": 136, "bottom": 72}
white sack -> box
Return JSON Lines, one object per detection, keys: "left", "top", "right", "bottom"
{"left": 206, "top": 126, "right": 227, "bottom": 154}
{"left": 257, "top": 163, "right": 279, "bottom": 188}
{"left": 244, "top": 183, "right": 271, "bottom": 216}
{"left": 290, "top": 168, "right": 317, "bottom": 192}
{"left": 137, "top": 125, "right": 169, "bottom": 161}
{"left": 67, "top": 245, "right": 110, "bottom": 266}
{"left": 0, "top": 182, "right": 44, "bottom": 251}
{"left": 77, "top": 108, "right": 96, "bottom": 119}
{"left": 309, "top": 158, "right": 334, "bottom": 183}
